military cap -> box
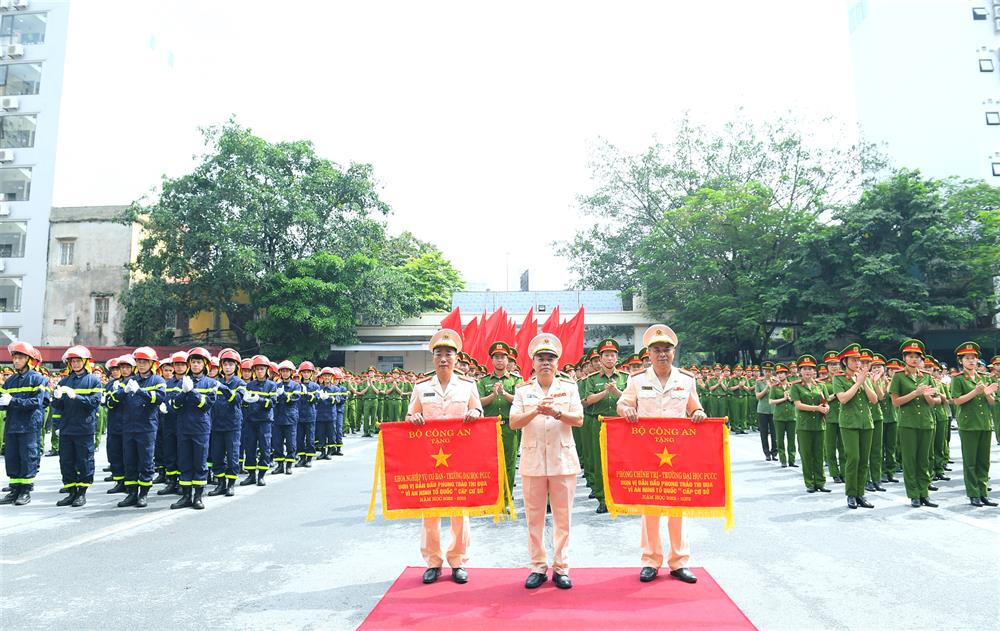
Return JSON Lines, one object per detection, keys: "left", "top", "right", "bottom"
{"left": 818, "top": 365, "right": 829, "bottom": 374}
{"left": 429, "top": 329, "right": 462, "bottom": 353}
{"left": 774, "top": 363, "right": 789, "bottom": 373}
{"left": 509, "top": 347, "right": 519, "bottom": 360}
{"left": 797, "top": 354, "right": 817, "bottom": 368}
{"left": 587, "top": 349, "right": 599, "bottom": 361}
{"left": 872, "top": 353, "right": 886, "bottom": 365}
{"left": 596, "top": 338, "right": 620, "bottom": 354}
{"left": 991, "top": 356, "right": 1000, "bottom": 366}
{"left": 955, "top": 341, "right": 980, "bottom": 358}
{"left": 885, "top": 358, "right": 904, "bottom": 370}
{"left": 839, "top": 343, "right": 861, "bottom": 362}
{"left": 822, "top": 351, "right": 840, "bottom": 365}
{"left": 528, "top": 333, "right": 562, "bottom": 359}
{"left": 713, "top": 363, "right": 723, "bottom": 370}
{"left": 899, "top": 339, "right": 925, "bottom": 356}
{"left": 642, "top": 324, "right": 678, "bottom": 348}
{"left": 858, "top": 348, "right": 874, "bottom": 362}
{"left": 488, "top": 341, "right": 513, "bottom": 357}
{"left": 762, "top": 361, "right": 775, "bottom": 370}
{"left": 639, "top": 347, "right": 649, "bottom": 360}
{"left": 733, "top": 364, "right": 744, "bottom": 370}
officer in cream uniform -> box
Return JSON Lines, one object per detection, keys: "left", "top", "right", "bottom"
{"left": 617, "top": 324, "right": 705, "bottom": 585}
{"left": 406, "top": 328, "right": 483, "bottom": 585}
{"left": 510, "top": 334, "right": 584, "bottom": 590}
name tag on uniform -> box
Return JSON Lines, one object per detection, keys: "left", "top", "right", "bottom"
{"left": 422, "top": 392, "right": 435, "bottom": 398}
{"left": 552, "top": 392, "right": 567, "bottom": 398}
{"left": 640, "top": 385, "right": 654, "bottom": 391}
{"left": 525, "top": 393, "right": 539, "bottom": 400}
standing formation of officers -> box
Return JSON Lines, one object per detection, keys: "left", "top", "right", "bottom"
{"left": 405, "top": 324, "right": 704, "bottom": 589}
{"left": 0, "top": 342, "right": 351, "bottom": 509}
{"left": 705, "top": 340, "right": 997, "bottom": 510}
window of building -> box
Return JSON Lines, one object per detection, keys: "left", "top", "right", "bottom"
{"left": 993, "top": 162, "right": 1000, "bottom": 177}
{"left": 0, "top": 12, "right": 46, "bottom": 46}
{"left": 377, "top": 355, "right": 404, "bottom": 372}
{"left": 0, "top": 62, "right": 42, "bottom": 96}
{"left": 0, "top": 167, "right": 30, "bottom": 201}
{"left": 987, "top": 111, "right": 1000, "bottom": 125}
{"left": 0, "top": 114, "right": 36, "bottom": 148}
{"left": 0, "top": 276, "right": 21, "bottom": 312}
{"left": 58, "top": 238, "right": 74, "bottom": 265}
{"left": 972, "top": 7, "right": 988, "bottom": 20}
{"left": 0, "top": 326, "right": 18, "bottom": 344}
{"left": 94, "top": 296, "right": 110, "bottom": 325}
{"left": 981, "top": 58, "right": 996, "bottom": 72}
{"left": 0, "top": 220, "right": 26, "bottom": 257}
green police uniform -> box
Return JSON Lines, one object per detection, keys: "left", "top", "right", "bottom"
{"left": 833, "top": 344, "right": 874, "bottom": 505}
{"left": 950, "top": 342, "right": 997, "bottom": 505}
{"left": 890, "top": 340, "right": 937, "bottom": 504}
{"left": 477, "top": 364, "right": 521, "bottom": 494}
{"left": 821, "top": 352, "right": 844, "bottom": 481}
{"left": 359, "top": 374, "right": 378, "bottom": 436}
{"left": 790, "top": 364, "right": 827, "bottom": 492}
{"left": 769, "top": 371, "right": 797, "bottom": 467}
{"left": 930, "top": 366, "right": 950, "bottom": 480}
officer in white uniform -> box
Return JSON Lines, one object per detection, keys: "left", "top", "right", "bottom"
{"left": 617, "top": 324, "right": 706, "bottom": 584}
{"left": 510, "top": 333, "right": 584, "bottom": 590}
{"left": 406, "top": 328, "right": 483, "bottom": 585}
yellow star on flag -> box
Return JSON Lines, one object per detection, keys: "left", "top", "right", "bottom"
{"left": 655, "top": 448, "right": 676, "bottom": 467}
{"left": 431, "top": 448, "right": 452, "bottom": 468}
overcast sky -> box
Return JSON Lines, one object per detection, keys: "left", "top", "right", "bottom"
{"left": 52, "top": 0, "right": 859, "bottom": 291}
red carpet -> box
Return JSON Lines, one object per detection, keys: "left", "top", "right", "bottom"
{"left": 359, "top": 566, "right": 757, "bottom": 630}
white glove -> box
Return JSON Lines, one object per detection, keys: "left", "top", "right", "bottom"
{"left": 100, "top": 393, "right": 107, "bottom": 404}
{"left": 244, "top": 392, "right": 259, "bottom": 403}
{"left": 65, "top": 387, "right": 77, "bottom": 399}
{"left": 113, "top": 380, "right": 122, "bottom": 391}
{"left": 0, "top": 393, "right": 11, "bottom": 406}
{"left": 182, "top": 376, "right": 194, "bottom": 392}
{"left": 159, "top": 402, "right": 168, "bottom": 414}
{"left": 319, "top": 391, "right": 330, "bottom": 400}
{"left": 275, "top": 386, "right": 284, "bottom": 396}
{"left": 54, "top": 386, "right": 65, "bottom": 399}
{"left": 126, "top": 379, "right": 140, "bottom": 393}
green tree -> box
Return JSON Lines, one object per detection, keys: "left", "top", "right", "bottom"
{"left": 402, "top": 250, "right": 465, "bottom": 312}
{"left": 120, "top": 120, "right": 391, "bottom": 351}
{"left": 640, "top": 181, "right": 816, "bottom": 363}
{"left": 560, "top": 113, "right": 884, "bottom": 303}
{"left": 794, "top": 170, "right": 999, "bottom": 354}
{"left": 119, "top": 278, "right": 185, "bottom": 346}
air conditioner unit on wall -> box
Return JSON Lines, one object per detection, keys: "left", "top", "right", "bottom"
{"left": 0, "top": 260, "right": 6, "bottom": 272}
{"left": 6, "top": 44, "right": 22, "bottom": 58}
{"left": 13, "top": 0, "right": 28, "bottom": 10}
{"left": 1, "top": 97, "right": 18, "bottom": 110}
{"left": 0, "top": 1, "right": 13, "bottom": 12}
{"left": 0, "top": 203, "right": 9, "bottom": 216}
{"left": 0, "top": 150, "right": 13, "bottom": 163}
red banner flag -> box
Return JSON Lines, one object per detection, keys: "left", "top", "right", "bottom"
{"left": 557, "top": 306, "right": 585, "bottom": 366}
{"left": 515, "top": 308, "right": 536, "bottom": 378}
{"left": 541, "top": 305, "right": 561, "bottom": 335}
{"left": 600, "top": 417, "right": 733, "bottom": 529}
{"left": 440, "top": 307, "right": 462, "bottom": 333}
{"left": 474, "top": 309, "right": 506, "bottom": 365}
{"left": 367, "top": 418, "right": 514, "bottom": 521}
{"left": 462, "top": 316, "right": 480, "bottom": 361}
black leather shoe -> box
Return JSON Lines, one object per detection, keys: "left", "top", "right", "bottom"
{"left": 639, "top": 567, "right": 658, "bottom": 582}
{"left": 847, "top": 496, "right": 857, "bottom": 509}
{"left": 856, "top": 496, "right": 874, "bottom": 509}
{"left": 596, "top": 502, "right": 608, "bottom": 514}
{"left": 806, "top": 487, "right": 816, "bottom": 493}
{"left": 117, "top": 490, "right": 138, "bottom": 508}
{"left": 938, "top": 474, "right": 950, "bottom": 481}
{"left": 919, "top": 497, "right": 938, "bottom": 508}
{"left": 669, "top": 568, "right": 697, "bottom": 584}
{"left": 970, "top": 497, "right": 984, "bottom": 507}
{"left": 553, "top": 573, "right": 572, "bottom": 589}
{"left": 789, "top": 463, "right": 798, "bottom": 468}
{"left": 886, "top": 475, "right": 898, "bottom": 483}
{"left": 833, "top": 476, "right": 844, "bottom": 484}
{"left": 781, "top": 464, "right": 787, "bottom": 468}
{"left": 422, "top": 567, "right": 441, "bottom": 584}
{"left": 451, "top": 568, "right": 468, "bottom": 584}
{"left": 981, "top": 497, "right": 998, "bottom": 507}
{"left": 765, "top": 455, "right": 772, "bottom": 461}
{"left": 588, "top": 490, "right": 596, "bottom": 499}
{"left": 107, "top": 481, "right": 127, "bottom": 495}
{"left": 71, "top": 488, "right": 87, "bottom": 507}
{"left": 865, "top": 481, "right": 876, "bottom": 492}
{"left": 56, "top": 488, "right": 78, "bottom": 506}
{"left": 524, "top": 572, "right": 547, "bottom": 589}
{"left": 943, "top": 466, "right": 952, "bottom": 471}
{"left": 817, "top": 487, "right": 831, "bottom": 493}
{"left": 927, "top": 484, "right": 939, "bottom": 491}
{"left": 874, "top": 483, "right": 887, "bottom": 492}
{"left": 910, "top": 498, "right": 921, "bottom": 508}
{"left": 239, "top": 472, "right": 257, "bottom": 486}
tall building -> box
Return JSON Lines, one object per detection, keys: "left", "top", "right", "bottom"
{"left": 0, "top": 0, "right": 69, "bottom": 345}
{"left": 848, "top": 0, "right": 1000, "bottom": 181}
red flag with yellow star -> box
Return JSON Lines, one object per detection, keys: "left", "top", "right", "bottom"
{"left": 367, "top": 418, "right": 515, "bottom": 522}
{"left": 599, "top": 417, "right": 733, "bottom": 529}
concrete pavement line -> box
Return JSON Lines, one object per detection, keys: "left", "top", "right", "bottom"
{"left": 882, "top": 492, "right": 1000, "bottom": 534}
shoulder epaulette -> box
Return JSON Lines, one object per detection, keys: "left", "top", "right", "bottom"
{"left": 678, "top": 368, "right": 696, "bottom": 377}
{"left": 558, "top": 377, "right": 576, "bottom": 385}
{"left": 459, "top": 374, "right": 476, "bottom": 383}
{"left": 516, "top": 380, "right": 534, "bottom": 389}
{"left": 415, "top": 375, "right": 432, "bottom": 384}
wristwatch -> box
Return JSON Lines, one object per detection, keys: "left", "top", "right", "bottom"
{"left": 555, "top": 410, "right": 563, "bottom": 419}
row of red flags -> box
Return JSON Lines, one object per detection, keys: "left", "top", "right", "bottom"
{"left": 440, "top": 306, "right": 585, "bottom": 377}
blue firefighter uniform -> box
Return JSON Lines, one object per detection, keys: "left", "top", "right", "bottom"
{"left": 272, "top": 379, "right": 302, "bottom": 473}
{"left": 104, "top": 379, "right": 126, "bottom": 491}
{"left": 210, "top": 374, "right": 245, "bottom": 493}
{"left": 172, "top": 374, "right": 218, "bottom": 491}
{"left": 156, "top": 376, "right": 184, "bottom": 495}
{"left": 332, "top": 382, "right": 347, "bottom": 455}
{"left": 0, "top": 368, "right": 48, "bottom": 505}
{"left": 296, "top": 379, "right": 320, "bottom": 465}
{"left": 315, "top": 383, "right": 335, "bottom": 458}
{"left": 241, "top": 378, "right": 276, "bottom": 485}
{"left": 108, "top": 371, "right": 166, "bottom": 505}
{"left": 51, "top": 371, "right": 103, "bottom": 498}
